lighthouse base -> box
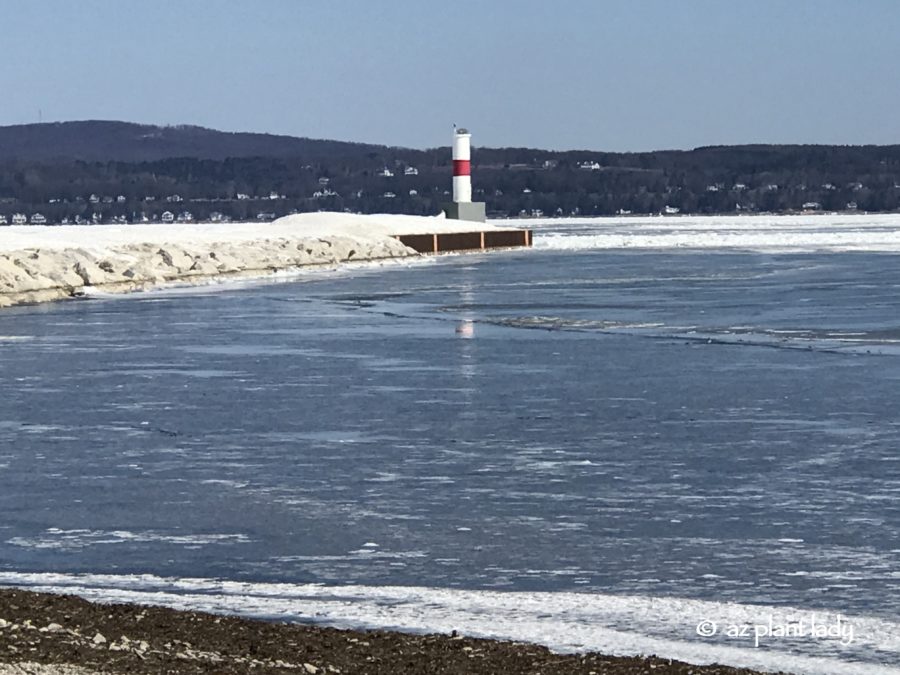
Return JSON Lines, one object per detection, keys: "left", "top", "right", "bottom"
{"left": 441, "top": 201, "right": 486, "bottom": 223}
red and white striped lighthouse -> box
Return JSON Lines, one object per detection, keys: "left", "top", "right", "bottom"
{"left": 443, "top": 126, "right": 486, "bottom": 222}
{"left": 452, "top": 127, "right": 472, "bottom": 203}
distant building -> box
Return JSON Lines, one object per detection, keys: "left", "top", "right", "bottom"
{"left": 166, "top": 194, "right": 183, "bottom": 203}
{"left": 0, "top": 215, "right": 7, "bottom": 225}
{"left": 802, "top": 202, "right": 822, "bottom": 211}
{"left": 161, "top": 211, "right": 175, "bottom": 223}
{"left": 317, "top": 177, "right": 330, "bottom": 186}
{"left": 408, "top": 189, "right": 418, "bottom": 196}
{"left": 256, "top": 212, "right": 276, "bottom": 221}
{"left": 382, "top": 191, "right": 396, "bottom": 198}
{"left": 664, "top": 205, "right": 680, "bottom": 215}
{"left": 30, "top": 213, "right": 47, "bottom": 225}
{"left": 117, "top": 195, "right": 127, "bottom": 203}
{"left": 89, "top": 194, "right": 100, "bottom": 204}
{"left": 268, "top": 191, "right": 282, "bottom": 200}
{"left": 404, "top": 166, "right": 419, "bottom": 176}
{"left": 209, "top": 211, "right": 225, "bottom": 222}
{"left": 579, "top": 161, "right": 601, "bottom": 170}
{"left": 176, "top": 211, "right": 193, "bottom": 223}
{"left": 236, "top": 193, "right": 251, "bottom": 200}
{"left": 377, "top": 168, "right": 394, "bottom": 177}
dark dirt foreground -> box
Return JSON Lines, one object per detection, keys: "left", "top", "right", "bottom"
{"left": 0, "top": 588, "right": 788, "bottom": 675}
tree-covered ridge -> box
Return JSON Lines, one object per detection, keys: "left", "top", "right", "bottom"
{"left": 1, "top": 122, "right": 900, "bottom": 223}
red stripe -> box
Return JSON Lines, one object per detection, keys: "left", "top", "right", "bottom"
{"left": 453, "top": 159, "right": 471, "bottom": 176}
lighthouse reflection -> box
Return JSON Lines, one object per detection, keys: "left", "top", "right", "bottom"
{"left": 455, "top": 319, "right": 475, "bottom": 338}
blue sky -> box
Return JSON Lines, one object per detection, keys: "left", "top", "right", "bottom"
{"left": 2, "top": 0, "right": 900, "bottom": 151}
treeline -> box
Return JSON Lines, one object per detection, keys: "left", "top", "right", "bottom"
{"left": 3, "top": 124, "right": 900, "bottom": 223}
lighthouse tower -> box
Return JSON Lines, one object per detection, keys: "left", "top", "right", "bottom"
{"left": 442, "top": 127, "right": 486, "bottom": 223}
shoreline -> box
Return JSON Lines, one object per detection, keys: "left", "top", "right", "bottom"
{"left": 0, "top": 587, "right": 786, "bottom": 675}
{"left": 0, "top": 221, "right": 417, "bottom": 309}
{"left": 0, "top": 212, "right": 522, "bottom": 310}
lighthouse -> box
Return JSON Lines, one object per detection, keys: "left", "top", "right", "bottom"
{"left": 442, "top": 126, "right": 486, "bottom": 223}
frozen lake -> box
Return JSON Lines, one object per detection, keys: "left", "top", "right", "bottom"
{"left": 1, "top": 217, "right": 899, "bottom": 673}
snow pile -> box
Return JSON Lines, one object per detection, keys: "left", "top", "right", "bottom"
{"left": 0, "top": 213, "right": 457, "bottom": 307}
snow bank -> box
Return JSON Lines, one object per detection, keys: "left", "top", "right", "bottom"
{"left": 0, "top": 213, "right": 474, "bottom": 308}
{"left": 505, "top": 213, "right": 900, "bottom": 252}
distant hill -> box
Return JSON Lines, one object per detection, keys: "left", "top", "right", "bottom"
{"left": 2, "top": 120, "right": 900, "bottom": 221}
{"left": 0, "top": 121, "right": 385, "bottom": 162}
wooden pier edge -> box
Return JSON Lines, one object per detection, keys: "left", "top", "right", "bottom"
{"left": 393, "top": 228, "right": 533, "bottom": 254}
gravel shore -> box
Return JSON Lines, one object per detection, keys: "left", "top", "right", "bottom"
{"left": 0, "top": 588, "right": 787, "bottom": 675}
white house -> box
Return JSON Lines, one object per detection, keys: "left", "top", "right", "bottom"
{"left": 404, "top": 166, "right": 419, "bottom": 176}
{"left": 161, "top": 211, "right": 175, "bottom": 223}
{"left": 382, "top": 191, "right": 396, "bottom": 198}
{"left": 377, "top": 168, "right": 394, "bottom": 178}
{"left": 176, "top": 211, "right": 193, "bottom": 223}
{"left": 664, "top": 205, "right": 680, "bottom": 215}
{"left": 30, "top": 213, "right": 47, "bottom": 224}
{"left": 0, "top": 215, "right": 7, "bottom": 225}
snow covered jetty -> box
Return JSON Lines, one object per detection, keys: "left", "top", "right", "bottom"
{"left": 0, "top": 212, "right": 523, "bottom": 308}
